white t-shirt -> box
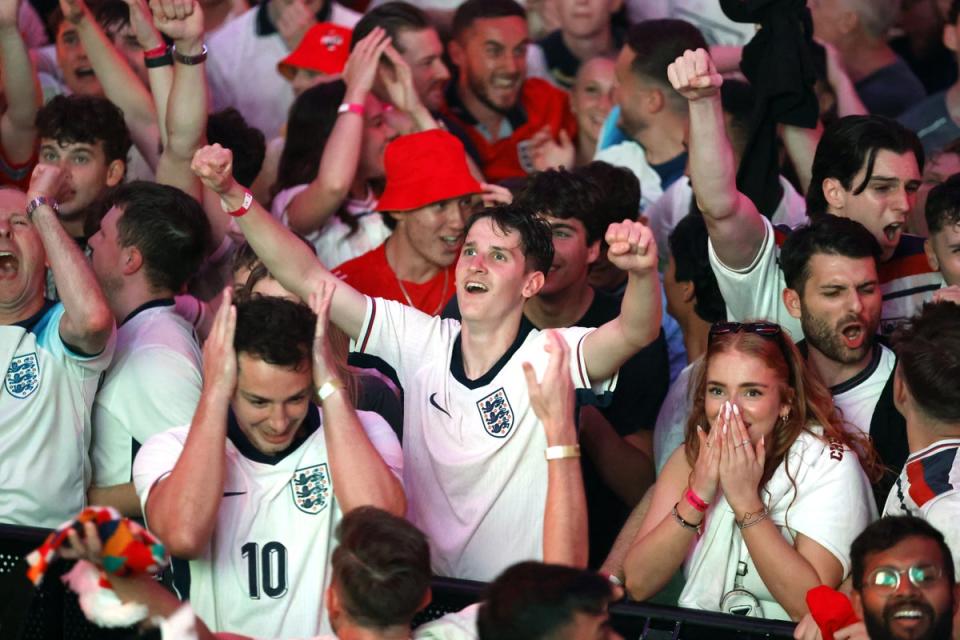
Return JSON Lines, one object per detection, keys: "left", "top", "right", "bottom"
{"left": 0, "top": 302, "right": 115, "bottom": 527}
{"left": 270, "top": 185, "right": 390, "bottom": 269}
{"left": 91, "top": 302, "right": 202, "bottom": 487}
{"left": 883, "top": 438, "right": 960, "bottom": 575}
{"left": 414, "top": 603, "right": 480, "bottom": 640}
{"left": 134, "top": 407, "right": 402, "bottom": 638}
{"left": 352, "top": 297, "right": 617, "bottom": 581}
{"left": 624, "top": 0, "right": 758, "bottom": 45}
{"left": 206, "top": 2, "right": 360, "bottom": 139}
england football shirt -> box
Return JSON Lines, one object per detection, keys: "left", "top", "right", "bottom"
{"left": 353, "top": 297, "right": 617, "bottom": 581}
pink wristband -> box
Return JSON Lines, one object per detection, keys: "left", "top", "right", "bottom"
{"left": 685, "top": 487, "right": 709, "bottom": 513}
{"left": 337, "top": 102, "right": 365, "bottom": 117}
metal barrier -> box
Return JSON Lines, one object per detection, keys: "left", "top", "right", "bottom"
{"left": 1, "top": 524, "right": 796, "bottom": 640}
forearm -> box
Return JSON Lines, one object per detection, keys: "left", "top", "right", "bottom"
{"left": 157, "top": 40, "right": 207, "bottom": 201}
{"left": 145, "top": 389, "right": 229, "bottom": 557}
{"left": 688, "top": 97, "right": 741, "bottom": 220}
{"left": 580, "top": 408, "right": 654, "bottom": 506}
{"left": 829, "top": 67, "right": 867, "bottom": 117}
{"left": 542, "top": 419, "right": 588, "bottom": 568}
{"left": 0, "top": 24, "right": 39, "bottom": 162}
{"left": 599, "top": 485, "right": 653, "bottom": 580}
{"left": 88, "top": 483, "right": 142, "bottom": 517}
{"left": 780, "top": 121, "right": 822, "bottom": 196}
{"left": 321, "top": 389, "right": 405, "bottom": 516}
{"left": 31, "top": 205, "right": 112, "bottom": 348}
{"left": 623, "top": 497, "right": 700, "bottom": 599}
{"left": 618, "top": 268, "right": 661, "bottom": 350}
{"left": 109, "top": 575, "right": 216, "bottom": 640}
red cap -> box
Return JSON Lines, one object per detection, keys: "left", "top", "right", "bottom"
{"left": 278, "top": 23, "right": 352, "bottom": 79}
{"left": 377, "top": 130, "right": 483, "bottom": 212}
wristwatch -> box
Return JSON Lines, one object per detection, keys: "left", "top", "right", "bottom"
{"left": 26, "top": 195, "right": 59, "bottom": 220}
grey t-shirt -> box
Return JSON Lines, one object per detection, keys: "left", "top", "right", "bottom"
{"left": 898, "top": 91, "right": 960, "bottom": 156}
{"left": 856, "top": 57, "right": 927, "bottom": 118}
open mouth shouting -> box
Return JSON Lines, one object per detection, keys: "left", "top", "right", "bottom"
{"left": 0, "top": 251, "right": 20, "bottom": 280}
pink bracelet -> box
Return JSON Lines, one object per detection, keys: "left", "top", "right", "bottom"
{"left": 337, "top": 102, "right": 365, "bottom": 117}
{"left": 684, "top": 487, "right": 709, "bottom": 513}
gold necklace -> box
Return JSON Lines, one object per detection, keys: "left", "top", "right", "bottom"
{"left": 396, "top": 268, "right": 449, "bottom": 315}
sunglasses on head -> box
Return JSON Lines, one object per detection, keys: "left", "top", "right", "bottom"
{"left": 709, "top": 322, "right": 782, "bottom": 341}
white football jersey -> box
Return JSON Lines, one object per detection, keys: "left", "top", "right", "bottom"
{"left": 134, "top": 406, "right": 402, "bottom": 638}
{"left": 0, "top": 302, "right": 115, "bottom": 527}
{"left": 353, "top": 297, "right": 616, "bottom": 581}
{"left": 92, "top": 301, "right": 202, "bottom": 486}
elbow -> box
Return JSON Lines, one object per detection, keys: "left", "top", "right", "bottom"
{"left": 162, "top": 528, "right": 208, "bottom": 560}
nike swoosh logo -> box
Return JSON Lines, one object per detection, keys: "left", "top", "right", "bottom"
{"left": 429, "top": 392, "right": 451, "bottom": 418}
{"left": 222, "top": 491, "right": 246, "bottom": 497}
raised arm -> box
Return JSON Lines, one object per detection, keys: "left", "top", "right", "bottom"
{"left": 143, "top": 293, "right": 234, "bottom": 558}
{"left": 191, "top": 144, "right": 368, "bottom": 340}
{"left": 27, "top": 165, "right": 113, "bottom": 354}
{"left": 283, "top": 28, "right": 390, "bottom": 236}
{"left": 60, "top": 0, "right": 162, "bottom": 169}
{"left": 152, "top": 0, "right": 206, "bottom": 203}
{"left": 122, "top": 0, "right": 172, "bottom": 147}
{"left": 667, "top": 48, "right": 766, "bottom": 270}
{"left": 0, "top": 0, "right": 39, "bottom": 165}
{"left": 523, "top": 330, "right": 588, "bottom": 568}
{"left": 308, "top": 283, "right": 405, "bottom": 515}
{"left": 582, "top": 219, "right": 661, "bottom": 382}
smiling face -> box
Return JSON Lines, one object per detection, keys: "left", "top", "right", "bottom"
{"left": 456, "top": 216, "right": 544, "bottom": 321}
{"left": 538, "top": 214, "right": 599, "bottom": 297}
{"left": 451, "top": 16, "right": 529, "bottom": 114}
{"left": 703, "top": 347, "right": 790, "bottom": 445}
{"left": 825, "top": 150, "right": 922, "bottom": 262}
{"left": 232, "top": 354, "right": 313, "bottom": 455}
{"left": 571, "top": 57, "right": 615, "bottom": 145}
{"left": 56, "top": 22, "right": 104, "bottom": 96}
{"left": 854, "top": 536, "right": 958, "bottom": 640}
{"left": 393, "top": 195, "right": 477, "bottom": 270}
{"left": 395, "top": 27, "right": 451, "bottom": 113}
{"left": 0, "top": 190, "right": 46, "bottom": 317}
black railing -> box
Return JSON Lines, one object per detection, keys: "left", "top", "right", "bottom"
{"left": 1, "top": 524, "right": 796, "bottom": 639}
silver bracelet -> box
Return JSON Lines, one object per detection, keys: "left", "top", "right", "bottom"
{"left": 737, "top": 507, "right": 770, "bottom": 530}
{"left": 672, "top": 502, "right": 703, "bottom": 536}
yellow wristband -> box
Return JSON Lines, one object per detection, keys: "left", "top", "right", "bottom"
{"left": 544, "top": 445, "right": 580, "bottom": 460}
{"left": 316, "top": 379, "right": 344, "bottom": 402}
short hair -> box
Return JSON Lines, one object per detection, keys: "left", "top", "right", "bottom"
{"left": 624, "top": 19, "right": 707, "bottom": 108}
{"left": 850, "top": 515, "right": 956, "bottom": 591}
{"left": 351, "top": 2, "right": 431, "bottom": 52}
{"left": 576, "top": 161, "right": 640, "bottom": 223}
{"left": 668, "top": 212, "right": 726, "bottom": 323}
{"left": 720, "top": 79, "right": 755, "bottom": 154}
{"left": 36, "top": 95, "right": 132, "bottom": 165}
{"left": 109, "top": 182, "right": 211, "bottom": 292}
{"left": 892, "top": 302, "right": 960, "bottom": 424}
{"left": 477, "top": 562, "right": 612, "bottom": 640}
{"left": 451, "top": 0, "right": 525, "bottom": 40}
{"left": 514, "top": 169, "right": 605, "bottom": 245}
{"left": 331, "top": 507, "right": 431, "bottom": 629}
{"left": 807, "top": 115, "right": 924, "bottom": 218}
{"left": 925, "top": 173, "right": 960, "bottom": 236}
{"left": 233, "top": 297, "right": 316, "bottom": 370}
{"left": 207, "top": 108, "right": 266, "bottom": 188}
{"left": 463, "top": 204, "right": 555, "bottom": 275}
{"left": 93, "top": 0, "right": 132, "bottom": 38}
{"left": 844, "top": 0, "right": 901, "bottom": 39}
{"left": 779, "top": 215, "right": 881, "bottom": 293}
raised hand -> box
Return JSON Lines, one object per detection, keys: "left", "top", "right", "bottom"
{"left": 604, "top": 219, "right": 658, "bottom": 275}
{"left": 667, "top": 48, "right": 722, "bottom": 102}
{"left": 307, "top": 281, "right": 338, "bottom": 390}
{"left": 343, "top": 27, "right": 391, "bottom": 101}
{"left": 274, "top": 0, "right": 315, "bottom": 51}
{"left": 149, "top": 0, "right": 203, "bottom": 47}
{"left": 191, "top": 143, "right": 236, "bottom": 195}
{"left": 689, "top": 409, "right": 722, "bottom": 504}
{"left": 718, "top": 402, "right": 766, "bottom": 514}
{"left": 480, "top": 182, "right": 513, "bottom": 207}
{"left": 531, "top": 127, "right": 575, "bottom": 172}
{"left": 58, "top": 0, "right": 86, "bottom": 25}
{"left": 202, "top": 287, "right": 237, "bottom": 396}
{"left": 379, "top": 45, "right": 423, "bottom": 115}
{"left": 932, "top": 285, "right": 960, "bottom": 306}
{"left": 122, "top": 0, "right": 164, "bottom": 51}
{"left": 26, "top": 163, "right": 67, "bottom": 203}
{"left": 523, "top": 330, "right": 576, "bottom": 444}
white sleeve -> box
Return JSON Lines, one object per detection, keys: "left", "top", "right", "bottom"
{"left": 41, "top": 304, "right": 115, "bottom": 377}
{"left": 132, "top": 429, "right": 188, "bottom": 519}
{"left": 785, "top": 442, "right": 877, "bottom": 578}
{"left": 271, "top": 183, "right": 309, "bottom": 222}
{"left": 707, "top": 215, "right": 803, "bottom": 340}
{"left": 352, "top": 297, "right": 459, "bottom": 384}
{"left": 356, "top": 409, "right": 403, "bottom": 481}
{"left": 922, "top": 494, "right": 960, "bottom": 576}
{"left": 557, "top": 326, "right": 617, "bottom": 394}
{"left": 653, "top": 361, "right": 696, "bottom": 475}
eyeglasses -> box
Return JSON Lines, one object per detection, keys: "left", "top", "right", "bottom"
{"left": 709, "top": 322, "right": 782, "bottom": 340}
{"left": 866, "top": 564, "right": 943, "bottom": 591}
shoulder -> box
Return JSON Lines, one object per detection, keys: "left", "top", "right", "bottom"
{"left": 898, "top": 92, "right": 948, "bottom": 127}
{"left": 333, "top": 244, "right": 387, "bottom": 280}
{"left": 904, "top": 443, "right": 960, "bottom": 510}
{"left": 521, "top": 78, "right": 569, "bottom": 108}
{"left": 208, "top": 5, "right": 258, "bottom": 44}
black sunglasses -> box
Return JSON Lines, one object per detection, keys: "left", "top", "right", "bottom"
{"left": 709, "top": 322, "right": 782, "bottom": 341}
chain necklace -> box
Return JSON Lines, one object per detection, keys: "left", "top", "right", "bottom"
{"left": 396, "top": 267, "right": 449, "bottom": 315}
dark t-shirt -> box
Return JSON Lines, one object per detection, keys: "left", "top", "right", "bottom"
{"left": 855, "top": 57, "right": 927, "bottom": 118}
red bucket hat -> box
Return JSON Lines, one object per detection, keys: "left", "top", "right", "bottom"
{"left": 278, "top": 23, "right": 352, "bottom": 79}
{"left": 377, "top": 130, "right": 483, "bottom": 212}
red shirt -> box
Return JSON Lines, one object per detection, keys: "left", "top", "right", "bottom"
{"left": 441, "top": 78, "right": 576, "bottom": 183}
{"left": 0, "top": 148, "right": 36, "bottom": 191}
{"left": 333, "top": 243, "right": 456, "bottom": 316}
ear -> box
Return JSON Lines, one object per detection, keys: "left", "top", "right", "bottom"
{"left": 521, "top": 270, "right": 545, "bottom": 299}
{"left": 680, "top": 279, "right": 696, "bottom": 304}
{"left": 586, "top": 239, "right": 601, "bottom": 265}
{"left": 647, "top": 86, "right": 666, "bottom": 115}
{"left": 105, "top": 159, "right": 126, "bottom": 187}
{"left": 838, "top": 7, "right": 859, "bottom": 36}
{"left": 122, "top": 246, "right": 143, "bottom": 276}
{"left": 448, "top": 37, "right": 465, "bottom": 69}
{"left": 821, "top": 177, "right": 847, "bottom": 213}
{"left": 893, "top": 363, "right": 909, "bottom": 410}
{"left": 417, "top": 587, "right": 432, "bottom": 613}
{"left": 782, "top": 287, "right": 803, "bottom": 320}
{"left": 944, "top": 22, "right": 957, "bottom": 52}
{"left": 924, "top": 237, "right": 940, "bottom": 272}
{"left": 326, "top": 583, "right": 342, "bottom": 622}
{"left": 850, "top": 589, "right": 864, "bottom": 619}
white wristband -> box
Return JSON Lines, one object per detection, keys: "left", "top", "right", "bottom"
{"left": 544, "top": 444, "right": 580, "bottom": 460}
{"left": 316, "top": 379, "right": 344, "bottom": 402}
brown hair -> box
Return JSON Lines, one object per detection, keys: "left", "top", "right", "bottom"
{"left": 683, "top": 327, "right": 883, "bottom": 490}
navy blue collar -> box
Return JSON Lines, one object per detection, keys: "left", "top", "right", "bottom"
{"left": 450, "top": 317, "right": 536, "bottom": 389}
{"left": 14, "top": 299, "right": 56, "bottom": 332}
{"left": 121, "top": 298, "right": 175, "bottom": 327}
{"left": 227, "top": 403, "right": 322, "bottom": 465}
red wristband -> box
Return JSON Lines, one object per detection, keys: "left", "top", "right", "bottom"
{"left": 221, "top": 190, "right": 253, "bottom": 218}
{"left": 143, "top": 44, "right": 169, "bottom": 60}
{"left": 685, "top": 487, "right": 709, "bottom": 513}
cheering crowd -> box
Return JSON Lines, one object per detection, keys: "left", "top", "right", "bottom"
{"left": 1, "top": 0, "right": 960, "bottom": 638}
